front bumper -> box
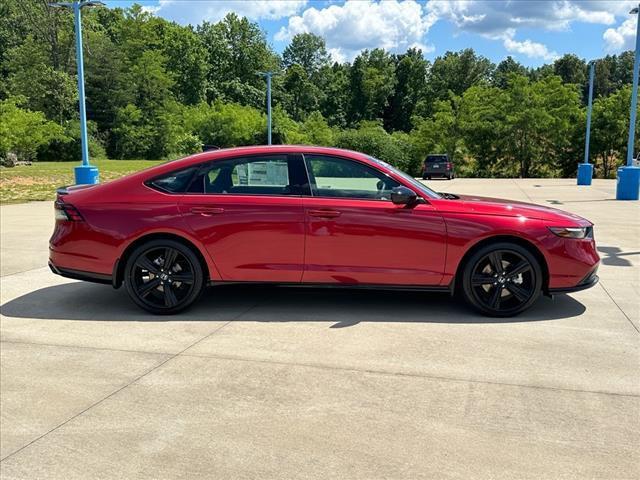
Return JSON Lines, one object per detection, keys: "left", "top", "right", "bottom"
{"left": 548, "top": 267, "right": 599, "bottom": 294}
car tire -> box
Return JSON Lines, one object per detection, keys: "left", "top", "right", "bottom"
{"left": 422, "top": 175, "right": 427, "bottom": 180}
{"left": 461, "top": 242, "right": 542, "bottom": 317}
{"left": 124, "top": 239, "right": 204, "bottom": 314}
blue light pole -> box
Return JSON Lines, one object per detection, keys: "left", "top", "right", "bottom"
{"left": 49, "top": 0, "right": 103, "bottom": 185}
{"left": 578, "top": 62, "right": 595, "bottom": 185}
{"left": 616, "top": 4, "right": 640, "bottom": 200}
{"left": 257, "top": 71, "right": 279, "bottom": 145}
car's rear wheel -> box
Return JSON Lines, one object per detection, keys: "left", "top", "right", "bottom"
{"left": 124, "top": 239, "right": 204, "bottom": 314}
{"left": 461, "top": 242, "right": 542, "bottom": 317}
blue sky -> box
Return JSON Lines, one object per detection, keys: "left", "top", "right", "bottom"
{"left": 103, "top": 1, "right": 638, "bottom": 67}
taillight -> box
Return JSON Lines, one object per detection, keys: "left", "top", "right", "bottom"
{"left": 446, "top": 163, "right": 452, "bottom": 169}
{"left": 54, "top": 200, "right": 84, "bottom": 222}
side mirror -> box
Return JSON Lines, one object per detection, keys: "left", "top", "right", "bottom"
{"left": 391, "top": 186, "right": 418, "bottom": 206}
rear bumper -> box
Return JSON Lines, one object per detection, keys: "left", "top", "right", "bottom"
{"left": 49, "top": 261, "right": 112, "bottom": 285}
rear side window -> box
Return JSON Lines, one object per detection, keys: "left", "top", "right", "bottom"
{"left": 199, "top": 154, "right": 309, "bottom": 196}
{"left": 148, "top": 167, "right": 197, "bottom": 193}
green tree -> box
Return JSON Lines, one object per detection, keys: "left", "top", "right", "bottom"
{"left": 427, "top": 49, "right": 494, "bottom": 102}
{"left": 162, "top": 23, "right": 208, "bottom": 105}
{"left": 282, "top": 33, "right": 330, "bottom": 76}
{"left": 386, "top": 48, "right": 428, "bottom": 132}
{"left": 349, "top": 49, "right": 396, "bottom": 125}
{"left": 0, "top": 97, "right": 65, "bottom": 161}
{"left": 282, "top": 64, "right": 319, "bottom": 121}
{"left": 197, "top": 13, "right": 278, "bottom": 106}
{"left": 591, "top": 86, "right": 635, "bottom": 178}
{"left": 492, "top": 56, "right": 527, "bottom": 89}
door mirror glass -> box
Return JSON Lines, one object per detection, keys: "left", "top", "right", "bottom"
{"left": 391, "top": 186, "right": 417, "bottom": 205}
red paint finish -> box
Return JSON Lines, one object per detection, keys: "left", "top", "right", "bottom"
{"left": 49, "top": 145, "right": 599, "bottom": 292}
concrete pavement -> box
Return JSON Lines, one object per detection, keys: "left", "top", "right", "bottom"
{"left": 0, "top": 179, "right": 638, "bottom": 479}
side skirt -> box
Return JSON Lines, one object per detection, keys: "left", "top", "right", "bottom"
{"left": 207, "top": 280, "right": 453, "bottom": 294}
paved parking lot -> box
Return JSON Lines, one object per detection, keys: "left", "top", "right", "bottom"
{"left": 1, "top": 178, "right": 638, "bottom": 479}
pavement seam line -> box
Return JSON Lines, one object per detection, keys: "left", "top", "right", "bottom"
{"left": 0, "top": 265, "right": 50, "bottom": 280}
{"left": 597, "top": 281, "right": 639, "bottom": 334}
{"left": 177, "top": 352, "right": 640, "bottom": 399}
{"left": 511, "top": 179, "right": 535, "bottom": 202}
{"left": 0, "top": 339, "right": 173, "bottom": 357}
{"left": 0, "top": 301, "right": 259, "bottom": 464}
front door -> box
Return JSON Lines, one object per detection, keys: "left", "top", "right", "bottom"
{"left": 301, "top": 154, "right": 447, "bottom": 286}
{"left": 179, "top": 154, "right": 308, "bottom": 282}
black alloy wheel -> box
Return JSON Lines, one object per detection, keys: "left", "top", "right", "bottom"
{"left": 124, "top": 239, "right": 204, "bottom": 314}
{"left": 462, "top": 242, "right": 542, "bottom": 317}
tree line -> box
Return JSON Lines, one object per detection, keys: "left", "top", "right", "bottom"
{"left": 0, "top": 1, "right": 637, "bottom": 178}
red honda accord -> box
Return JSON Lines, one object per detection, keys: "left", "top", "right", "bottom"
{"left": 49, "top": 146, "right": 599, "bottom": 316}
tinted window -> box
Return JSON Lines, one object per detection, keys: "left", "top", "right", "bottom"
{"left": 304, "top": 155, "right": 400, "bottom": 200}
{"left": 201, "top": 155, "right": 307, "bottom": 196}
{"left": 425, "top": 155, "right": 447, "bottom": 163}
{"left": 149, "top": 167, "right": 197, "bottom": 193}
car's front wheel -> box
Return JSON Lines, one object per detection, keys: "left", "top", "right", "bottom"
{"left": 461, "top": 242, "right": 542, "bottom": 317}
{"left": 124, "top": 239, "right": 204, "bottom": 314}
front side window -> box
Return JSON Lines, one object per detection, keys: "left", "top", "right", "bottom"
{"left": 304, "top": 155, "right": 400, "bottom": 200}
{"left": 201, "top": 155, "right": 308, "bottom": 196}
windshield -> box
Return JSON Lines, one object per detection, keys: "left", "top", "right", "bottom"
{"left": 367, "top": 156, "right": 442, "bottom": 199}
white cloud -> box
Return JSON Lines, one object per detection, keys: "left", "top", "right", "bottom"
{"left": 145, "top": 0, "right": 307, "bottom": 25}
{"left": 604, "top": 16, "right": 637, "bottom": 52}
{"left": 503, "top": 34, "right": 559, "bottom": 61}
{"left": 276, "top": 0, "right": 436, "bottom": 62}
{"left": 425, "top": 0, "right": 625, "bottom": 37}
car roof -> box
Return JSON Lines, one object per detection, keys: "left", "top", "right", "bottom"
{"left": 156, "top": 145, "right": 376, "bottom": 173}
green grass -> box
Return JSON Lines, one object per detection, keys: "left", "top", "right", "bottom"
{"left": 0, "top": 159, "right": 164, "bottom": 204}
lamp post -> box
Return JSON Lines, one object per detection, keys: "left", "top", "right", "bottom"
{"left": 616, "top": 4, "right": 640, "bottom": 200}
{"left": 49, "top": 0, "right": 103, "bottom": 185}
{"left": 256, "top": 71, "right": 279, "bottom": 145}
{"left": 578, "top": 61, "right": 595, "bottom": 185}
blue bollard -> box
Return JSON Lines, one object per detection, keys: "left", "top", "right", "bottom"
{"left": 74, "top": 164, "right": 99, "bottom": 185}
{"left": 616, "top": 166, "right": 640, "bottom": 200}
{"left": 577, "top": 163, "right": 593, "bottom": 186}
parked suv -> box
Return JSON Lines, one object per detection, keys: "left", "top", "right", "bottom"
{"left": 422, "top": 154, "right": 454, "bottom": 180}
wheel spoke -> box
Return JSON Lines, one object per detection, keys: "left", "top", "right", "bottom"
{"left": 164, "top": 284, "right": 178, "bottom": 307}
{"left": 171, "top": 272, "right": 194, "bottom": 284}
{"left": 137, "top": 278, "right": 161, "bottom": 297}
{"left": 164, "top": 248, "right": 178, "bottom": 271}
{"left": 506, "top": 260, "right": 531, "bottom": 277}
{"left": 136, "top": 256, "right": 160, "bottom": 275}
{"left": 472, "top": 274, "right": 494, "bottom": 286}
{"left": 489, "top": 285, "right": 502, "bottom": 309}
{"left": 506, "top": 283, "right": 531, "bottom": 303}
{"left": 488, "top": 251, "right": 502, "bottom": 273}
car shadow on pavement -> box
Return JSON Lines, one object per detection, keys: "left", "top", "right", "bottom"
{"left": 1, "top": 281, "right": 586, "bottom": 325}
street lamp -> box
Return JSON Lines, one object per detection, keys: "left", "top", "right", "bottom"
{"left": 49, "top": 0, "right": 104, "bottom": 185}
{"left": 256, "top": 71, "right": 280, "bottom": 145}
{"left": 616, "top": 4, "right": 640, "bottom": 200}
{"left": 578, "top": 61, "right": 595, "bottom": 185}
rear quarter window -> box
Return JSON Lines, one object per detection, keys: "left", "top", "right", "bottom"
{"left": 148, "top": 167, "right": 197, "bottom": 193}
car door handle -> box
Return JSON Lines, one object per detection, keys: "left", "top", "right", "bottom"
{"left": 308, "top": 209, "right": 341, "bottom": 218}
{"left": 190, "top": 206, "right": 224, "bottom": 215}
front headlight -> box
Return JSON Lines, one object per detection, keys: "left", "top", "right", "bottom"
{"left": 548, "top": 226, "right": 593, "bottom": 239}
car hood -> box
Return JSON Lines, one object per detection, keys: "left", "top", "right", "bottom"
{"left": 434, "top": 193, "right": 591, "bottom": 225}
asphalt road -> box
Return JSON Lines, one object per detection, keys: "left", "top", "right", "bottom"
{"left": 1, "top": 178, "right": 638, "bottom": 479}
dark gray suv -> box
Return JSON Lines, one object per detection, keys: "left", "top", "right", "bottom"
{"left": 422, "top": 154, "right": 454, "bottom": 180}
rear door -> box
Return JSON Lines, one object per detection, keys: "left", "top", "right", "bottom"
{"left": 302, "top": 154, "right": 447, "bottom": 286}
{"left": 179, "top": 154, "right": 309, "bottom": 282}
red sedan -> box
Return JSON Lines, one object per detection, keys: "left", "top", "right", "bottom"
{"left": 49, "top": 146, "right": 599, "bottom": 316}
